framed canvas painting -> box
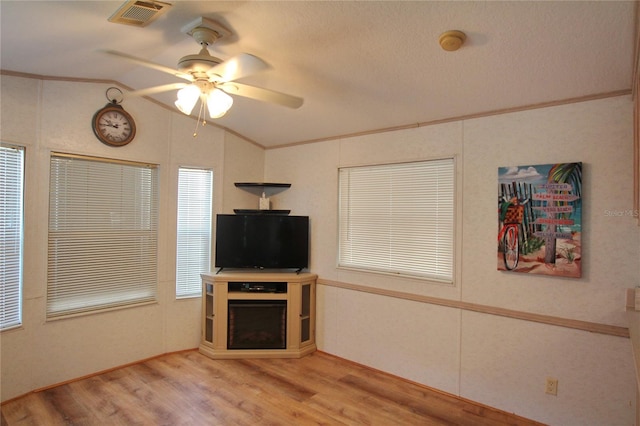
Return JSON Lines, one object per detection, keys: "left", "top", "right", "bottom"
{"left": 498, "top": 162, "right": 582, "bottom": 278}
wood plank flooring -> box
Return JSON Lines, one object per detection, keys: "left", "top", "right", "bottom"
{"left": 1, "top": 350, "right": 545, "bottom": 426}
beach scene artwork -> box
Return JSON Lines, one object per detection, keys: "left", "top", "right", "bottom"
{"left": 498, "top": 162, "right": 582, "bottom": 278}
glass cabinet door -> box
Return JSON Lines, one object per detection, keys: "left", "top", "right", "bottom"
{"left": 204, "top": 282, "right": 214, "bottom": 344}
{"left": 300, "top": 282, "right": 311, "bottom": 344}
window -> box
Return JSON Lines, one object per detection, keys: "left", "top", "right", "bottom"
{"left": 47, "top": 154, "right": 158, "bottom": 318}
{"left": 1, "top": 145, "right": 24, "bottom": 330}
{"left": 176, "top": 167, "right": 213, "bottom": 298}
{"left": 338, "top": 158, "right": 454, "bottom": 282}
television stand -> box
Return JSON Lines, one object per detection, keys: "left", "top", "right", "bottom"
{"left": 199, "top": 271, "right": 317, "bottom": 359}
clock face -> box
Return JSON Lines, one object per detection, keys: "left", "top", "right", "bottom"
{"left": 92, "top": 106, "right": 136, "bottom": 147}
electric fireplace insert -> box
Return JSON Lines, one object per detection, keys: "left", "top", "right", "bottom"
{"left": 227, "top": 300, "right": 287, "bottom": 350}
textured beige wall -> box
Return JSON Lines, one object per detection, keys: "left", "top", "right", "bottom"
{"left": 2, "top": 72, "right": 637, "bottom": 425}
{"left": 0, "top": 75, "right": 262, "bottom": 401}
{"left": 265, "top": 95, "right": 638, "bottom": 425}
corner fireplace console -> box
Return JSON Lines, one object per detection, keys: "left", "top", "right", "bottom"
{"left": 199, "top": 271, "right": 317, "bottom": 359}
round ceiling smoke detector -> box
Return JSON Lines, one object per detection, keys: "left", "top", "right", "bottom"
{"left": 439, "top": 30, "right": 466, "bottom": 51}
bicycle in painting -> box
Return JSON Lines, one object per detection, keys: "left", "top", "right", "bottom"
{"left": 498, "top": 197, "right": 528, "bottom": 270}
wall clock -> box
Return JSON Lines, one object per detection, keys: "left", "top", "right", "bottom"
{"left": 92, "top": 88, "right": 136, "bottom": 147}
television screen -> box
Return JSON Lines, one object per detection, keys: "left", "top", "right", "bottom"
{"left": 215, "top": 214, "right": 309, "bottom": 271}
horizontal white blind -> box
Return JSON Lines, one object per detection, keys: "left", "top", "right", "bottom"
{"left": 47, "top": 154, "right": 159, "bottom": 318}
{"left": 0, "top": 145, "right": 24, "bottom": 329}
{"left": 338, "top": 159, "right": 454, "bottom": 281}
{"left": 176, "top": 168, "right": 213, "bottom": 298}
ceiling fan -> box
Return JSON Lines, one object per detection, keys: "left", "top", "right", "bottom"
{"left": 101, "top": 17, "right": 304, "bottom": 119}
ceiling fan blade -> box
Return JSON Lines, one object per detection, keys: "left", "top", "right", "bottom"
{"left": 207, "top": 53, "right": 270, "bottom": 82}
{"left": 219, "top": 82, "right": 303, "bottom": 109}
{"left": 219, "top": 82, "right": 303, "bottom": 108}
{"left": 127, "top": 82, "right": 189, "bottom": 97}
{"left": 99, "top": 49, "right": 193, "bottom": 81}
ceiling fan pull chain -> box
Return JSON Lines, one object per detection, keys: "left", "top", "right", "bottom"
{"left": 192, "top": 97, "right": 207, "bottom": 138}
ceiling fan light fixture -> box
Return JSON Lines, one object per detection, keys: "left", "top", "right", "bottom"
{"left": 175, "top": 85, "right": 201, "bottom": 115}
{"left": 207, "top": 89, "right": 233, "bottom": 118}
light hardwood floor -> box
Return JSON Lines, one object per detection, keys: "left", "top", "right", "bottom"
{"left": 1, "top": 350, "right": 544, "bottom": 425}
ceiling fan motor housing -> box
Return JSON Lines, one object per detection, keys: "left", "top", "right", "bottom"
{"left": 177, "top": 49, "right": 223, "bottom": 74}
{"left": 177, "top": 20, "right": 229, "bottom": 74}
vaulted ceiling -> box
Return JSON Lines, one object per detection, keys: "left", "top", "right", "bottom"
{"left": 1, "top": 1, "right": 637, "bottom": 148}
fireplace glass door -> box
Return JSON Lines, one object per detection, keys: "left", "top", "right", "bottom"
{"left": 227, "top": 300, "right": 287, "bottom": 349}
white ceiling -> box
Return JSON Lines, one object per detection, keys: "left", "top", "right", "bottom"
{"left": 1, "top": 1, "right": 637, "bottom": 148}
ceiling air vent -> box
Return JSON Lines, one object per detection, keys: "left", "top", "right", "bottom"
{"left": 108, "top": 1, "right": 172, "bottom": 27}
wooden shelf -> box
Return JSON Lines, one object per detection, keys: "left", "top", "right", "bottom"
{"left": 234, "top": 182, "right": 292, "bottom": 214}
{"left": 233, "top": 209, "right": 291, "bottom": 215}
{"left": 234, "top": 182, "right": 291, "bottom": 197}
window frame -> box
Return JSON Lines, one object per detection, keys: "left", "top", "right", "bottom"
{"left": 0, "top": 144, "right": 25, "bottom": 331}
{"left": 337, "top": 157, "right": 455, "bottom": 283}
{"left": 47, "top": 153, "right": 159, "bottom": 319}
{"left": 176, "top": 166, "right": 213, "bottom": 298}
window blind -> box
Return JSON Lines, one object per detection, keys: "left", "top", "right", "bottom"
{"left": 47, "top": 154, "right": 159, "bottom": 318}
{"left": 0, "top": 145, "right": 24, "bottom": 330}
{"left": 176, "top": 167, "right": 213, "bottom": 298}
{"left": 338, "top": 158, "right": 454, "bottom": 282}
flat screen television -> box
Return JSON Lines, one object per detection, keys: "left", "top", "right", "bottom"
{"left": 215, "top": 214, "right": 309, "bottom": 272}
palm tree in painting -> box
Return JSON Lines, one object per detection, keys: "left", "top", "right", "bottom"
{"left": 543, "top": 162, "right": 582, "bottom": 264}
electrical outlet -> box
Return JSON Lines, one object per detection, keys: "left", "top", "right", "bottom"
{"left": 545, "top": 377, "right": 558, "bottom": 396}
